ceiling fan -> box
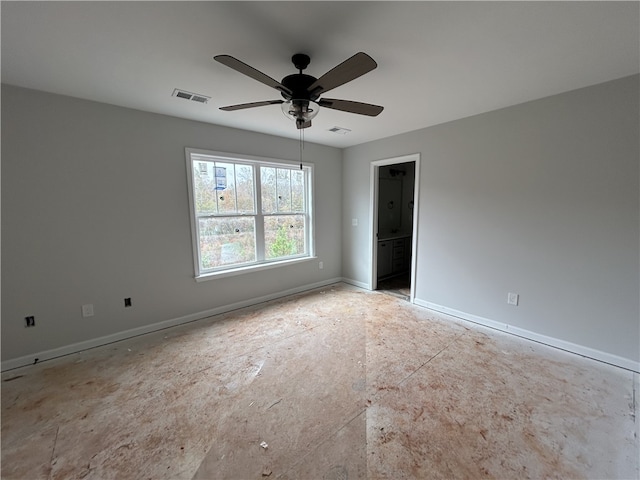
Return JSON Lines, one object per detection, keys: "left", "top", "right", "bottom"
{"left": 214, "top": 52, "right": 384, "bottom": 130}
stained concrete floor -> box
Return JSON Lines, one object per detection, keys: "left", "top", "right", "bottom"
{"left": 1, "top": 283, "right": 638, "bottom": 479}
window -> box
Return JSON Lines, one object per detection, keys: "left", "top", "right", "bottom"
{"left": 185, "top": 148, "right": 314, "bottom": 278}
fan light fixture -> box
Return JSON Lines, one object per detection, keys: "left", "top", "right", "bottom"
{"left": 281, "top": 99, "right": 319, "bottom": 167}
{"left": 282, "top": 99, "right": 319, "bottom": 127}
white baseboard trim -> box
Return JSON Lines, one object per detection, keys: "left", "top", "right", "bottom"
{"left": 1, "top": 277, "right": 343, "bottom": 372}
{"left": 341, "top": 277, "right": 370, "bottom": 290}
{"left": 414, "top": 299, "right": 640, "bottom": 373}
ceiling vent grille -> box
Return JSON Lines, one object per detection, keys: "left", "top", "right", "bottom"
{"left": 328, "top": 126, "right": 351, "bottom": 135}
{"left": 172, "top": 88, "right": 210, "bottom": 104}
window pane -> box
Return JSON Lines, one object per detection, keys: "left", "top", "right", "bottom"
{"left": 264, "top": 215, "right": 306, "bottom": 260}
{"left": 235, "top": 164, "right": 255, "bottom": 213}
{"left": 198, "top": 217, "right": 256, "bottom": 269}
{"left": 276, "top": 168, "right": 291, "bottom": 212}
{"left": 215, "top": 162, "right": 237, "bottom": 214}
{"left": 193, "top": 162, "right": 218, "bottom": 215}
{"left": 291, "top": 169, "right": 305, "bottom": 212}
{"left": 261, "top": 167, "right": 276, "bottom": 213}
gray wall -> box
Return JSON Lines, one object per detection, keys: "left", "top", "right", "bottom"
{"left": 1, "top": 85, "right": 342, "bottom": 363}
{"left": 4, "top": 76, "right": 639, "bottom": 367}
{"left": 343, "top": 75, "right": 639, "bottom": 364}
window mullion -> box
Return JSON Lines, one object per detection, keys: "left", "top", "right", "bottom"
{"left": 289, "top": 172, "right": 293, "bottom": 212}
{"left": 214, "top": 161, "right": 220, "bottom": 214}
{"left": 256, "top": 213, "right": 265, "bottom": 261}
{"left": 255, "top": 166, "right": 265, "bottom": 261}
{"left": 274, "top": 168, "right": 279, "bottom": 214}
{"left": 305, "top": 167, "right": 312, "bottom": 255}
{"left": 233, "top": 163, "right": 238, "bottom": 212}
{"left": 194, "top": 214, "right": 204, "bottom": 272}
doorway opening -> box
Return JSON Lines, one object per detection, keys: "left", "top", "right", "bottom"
{"left": 370, "top": 154, "right": 420, "bottom": 302}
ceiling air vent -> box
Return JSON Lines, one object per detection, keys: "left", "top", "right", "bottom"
{"left": 328, "top": 126, "right": 351, "bottom": 135}
{"left": 172, "top": 89, "right": 210, "bottom": 104}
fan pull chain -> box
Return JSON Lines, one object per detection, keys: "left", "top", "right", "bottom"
{"left": 299, "top": 126, "right": 304, "bottom": 169}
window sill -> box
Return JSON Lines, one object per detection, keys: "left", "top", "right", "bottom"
{"left": 195, "top": 256, "right": 317, "bottom": 282}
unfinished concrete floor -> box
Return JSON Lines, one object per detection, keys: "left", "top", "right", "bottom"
{"left": 2, "top": 283, "right": 638, "bottom": 479}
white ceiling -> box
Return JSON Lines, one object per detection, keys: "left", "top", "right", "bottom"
{"left": 2, "top": 1, "right": 638, "bottom": 148}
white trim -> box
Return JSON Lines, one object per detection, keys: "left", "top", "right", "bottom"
{"left": 341, "top": 277, "right": 370, "bottom": 289}
{"left": 414, "top": 299, "right": 640, "bottom": 373}
{"left": 196, "top": 256, "right": 315, "bottom": 281}
{"left": 6, "top": 283, "right": 635, "bottom": 374}
{"left": 186, "top": 147, "right": 310, "bottom": 169}
{"left": 1, "top": 277, "right": 342, "bottom": 372}
{"left": 369, "top": 154, "right": 421, "bottom": 299}
{"left": 185, "top": 149, "right": 201, "bottom": 277}
{"left": 369, "top": 163, "right": 379, "bottom": 291}
{"left": 409, "top": 157, "right": 420, "bottom": 305}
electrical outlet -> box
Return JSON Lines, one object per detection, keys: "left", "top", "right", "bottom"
{"left": 352, "top": 218, "right": 358, "bottom": 227}
{"left": 507, "top": 292, "right": 519, "bottom": 306}
{"left": 124, "top": 298, "right": 132, "bottom": 307}
{"left": 24, "top": 316, "right": 35, "bottom": 327}
{"left": 82, "top": 304, "right": 94, "bottom": 317}
{"left": 319, "top": 261, "right": 324, "bottom": 270}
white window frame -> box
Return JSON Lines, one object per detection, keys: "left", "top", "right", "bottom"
{"left": 185, "top": 148, "right": 315, "bottom": 280}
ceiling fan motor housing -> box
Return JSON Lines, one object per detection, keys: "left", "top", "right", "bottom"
{"left": 280, "top": 74, "right": 319, "bottom": 101}
{"left": 281, "top": 57, "right": 320, "bottom": 125}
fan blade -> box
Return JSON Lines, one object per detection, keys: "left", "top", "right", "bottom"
{"left": 214, "top": 55, "right": 293, "bottom": 97}
{"left": 318, "top": 98, "right": 384, "bottom": 116}
{"left": 296, "top": 119, "right": 312, "bottom": 129}
{"left": 307, "top": 52, "right": 377, "bottom": 97}
{"left": 220, "top": 100, "right": 284, "bottom": 111}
